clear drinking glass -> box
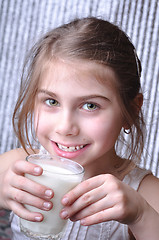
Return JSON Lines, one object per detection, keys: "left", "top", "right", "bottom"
{"left": 20, "top": 154, "right": 84, "bottom": 240}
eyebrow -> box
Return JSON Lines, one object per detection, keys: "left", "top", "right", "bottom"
{"left": 38, "top": 89, "right": 57, "bottom": 98}
{"left": 37, "top": 89, "right": 109, "bottom": 101}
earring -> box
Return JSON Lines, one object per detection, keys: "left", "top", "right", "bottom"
{"left": 124, "top": 128, "right": 131, "bottom": 134}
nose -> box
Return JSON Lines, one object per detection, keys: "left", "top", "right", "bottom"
{"left": 55, "top": 110, "right": 79, "bottom": 137}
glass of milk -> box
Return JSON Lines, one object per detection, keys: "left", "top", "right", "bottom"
{"left": 20, "top": 154, "right": 84, "bottom": 240}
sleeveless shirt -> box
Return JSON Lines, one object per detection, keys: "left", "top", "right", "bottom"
{"left": 10, "top": 167, "right": 151, "bottom": 240}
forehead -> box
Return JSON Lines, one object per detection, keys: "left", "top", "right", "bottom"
{"left": 38, "top": 59, "right": 118, "bottom": 93}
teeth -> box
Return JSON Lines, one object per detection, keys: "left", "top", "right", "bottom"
{"left": 57, "top": 144, "right": 84, "bottom": 152}
{"left": 76, "top": 146, "right": 80, "bottom": 150}
{"left": 69, "top": 146, "right": 76, "bottom": 151}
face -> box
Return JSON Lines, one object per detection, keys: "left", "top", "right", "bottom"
{"left": 34, "top": 60, "right": 125, "bottom": 174}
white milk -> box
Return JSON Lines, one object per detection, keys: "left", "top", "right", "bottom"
{"left": 20, "top": 160, "right": 83, "bottom": 239}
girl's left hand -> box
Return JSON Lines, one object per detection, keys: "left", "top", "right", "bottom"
{"left": 60, "top": 174, "right": 148, "bottom": 226}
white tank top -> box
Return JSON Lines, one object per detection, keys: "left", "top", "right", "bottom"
{"left": 10, "top": 167, "right": 151, "bottom": 240}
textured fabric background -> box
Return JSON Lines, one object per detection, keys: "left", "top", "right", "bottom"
{"left": 0, "top": 0, "right": 158, "bottom": 175}
{"left": 0, "top": 0, "right": 159, "bottom": 239}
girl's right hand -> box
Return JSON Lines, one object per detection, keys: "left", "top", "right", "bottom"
{"left": 0, "top": 158, "right": 54, "bottom": 222}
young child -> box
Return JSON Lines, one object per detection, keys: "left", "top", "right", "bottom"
{"left": 0, "top": 17, "right": 159, "bottom": 240}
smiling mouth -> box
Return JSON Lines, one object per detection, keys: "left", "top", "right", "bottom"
{"left": 56, "top": 143, "right": 86, "bottom": 152}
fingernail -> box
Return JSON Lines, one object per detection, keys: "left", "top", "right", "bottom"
{"left": 45, "top": 190, "right": 53, "bottom": 197}
{"left": 61, "top": 210, "right": 68, "bottom": 219}
{"left": 81, "top": 219, "right": 86, "bottom": 225}
{"left": 35, "top": 216, "right": 42, "bottom": 222}
{"left": 62, "top": 197, "right": 69, "bottom": 205}
{"left": 34, "top": 167, "right": 41, "bottom": 174}
{"left": 43, "top": 202, "right": 52, "bottom": 210}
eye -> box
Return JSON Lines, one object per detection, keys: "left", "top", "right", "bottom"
{"left": 82, "top": 103, "right": 98, "bottom": 111}
{"left": 45, "top": 99, "right": 59, "bottom": 107}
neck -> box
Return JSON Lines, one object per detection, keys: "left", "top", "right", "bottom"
{"left": 83, "top": 150, "right": 134, "bottom": 180}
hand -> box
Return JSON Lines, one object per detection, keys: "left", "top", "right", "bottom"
{"left": 0, "top": 159, "right": 54, "bottom": 221}
{"left": 60, "top": 174, "right": 147, "bottom": 226}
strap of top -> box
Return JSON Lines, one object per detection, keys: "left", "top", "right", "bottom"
{"left": 123, "top": 167, "right": 152, "bottom": 191}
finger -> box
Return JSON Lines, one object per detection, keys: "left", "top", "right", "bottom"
{"left": 9, "top": 187, "right": 53, "bottom": 211}
{"left": 12, "top": 160, "right": 43, "bottom": 176}
{"left": 70, "top": 195, "right": 115, "bottom": 221}
{"left": 80, "top": 208, "right": 114, "bottom": 226}
{"left": 73, "top": 183, "right": 128, "bottom": 223}
{"left": 61, "top": 183, "right": 108, "bottom": 219}
{"left": 9, "top": 200, "right": 43, "bottom": 222}
{"left": 80, "top": 203, "right": 125, "bottom": 226}
{"left": 11, "top": 175, "right": 54, "bottom": 200}
{"left": 62, "top": 175, "right": 106, "bottom": 206}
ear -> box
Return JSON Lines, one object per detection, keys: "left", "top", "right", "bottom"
{"left": 122, "top": 93, "right": 143, "bottom": 130}
{"left": 133, "top": 93, "right": 143, "bottom": 113}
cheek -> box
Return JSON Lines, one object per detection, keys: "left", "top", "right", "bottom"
{"left": 34, "top": 109, "right": 42, "bottom": 135}
{"left": 82, "top": 117, "right": 108, "bottom": 138}
{"left": 83, "top": 115, "right": 122, "bottom": 142}
{"left": 34, "top": 113, "right": 38, "bottom": 133}
{"left": 34, "top": 111, "right": 49, "bottom": 137}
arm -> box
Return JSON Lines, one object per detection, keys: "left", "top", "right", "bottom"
{"left": 0, "top": 149, "right": 53, "bottom": 221}
{"left": 60, "top": 173, "right": 159, "bottom": 240}
{"left": 0, "top": 148, "right": 28, "bottom": 172}
{"left": 128, "top": 174, "right": 159, "bottom": 240}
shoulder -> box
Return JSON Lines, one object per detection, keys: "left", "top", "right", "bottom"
{"left": 123, "top": 166, "right": 151, "bottom": 190}
{"left": 138, "top": 171, "right": 159, "bottom": 194}
{"left": 0, "top": 148, "right": 39, "bottom": 172}
{"left": 138, "top": 172, "right": 159, "bottom": 212}
{"left": 0, "top": 148, "right": 39, "bottom": 160}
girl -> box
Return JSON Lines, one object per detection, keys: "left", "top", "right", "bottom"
{"left": 0, "top": 17, "right": 159, "bottom": 240}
